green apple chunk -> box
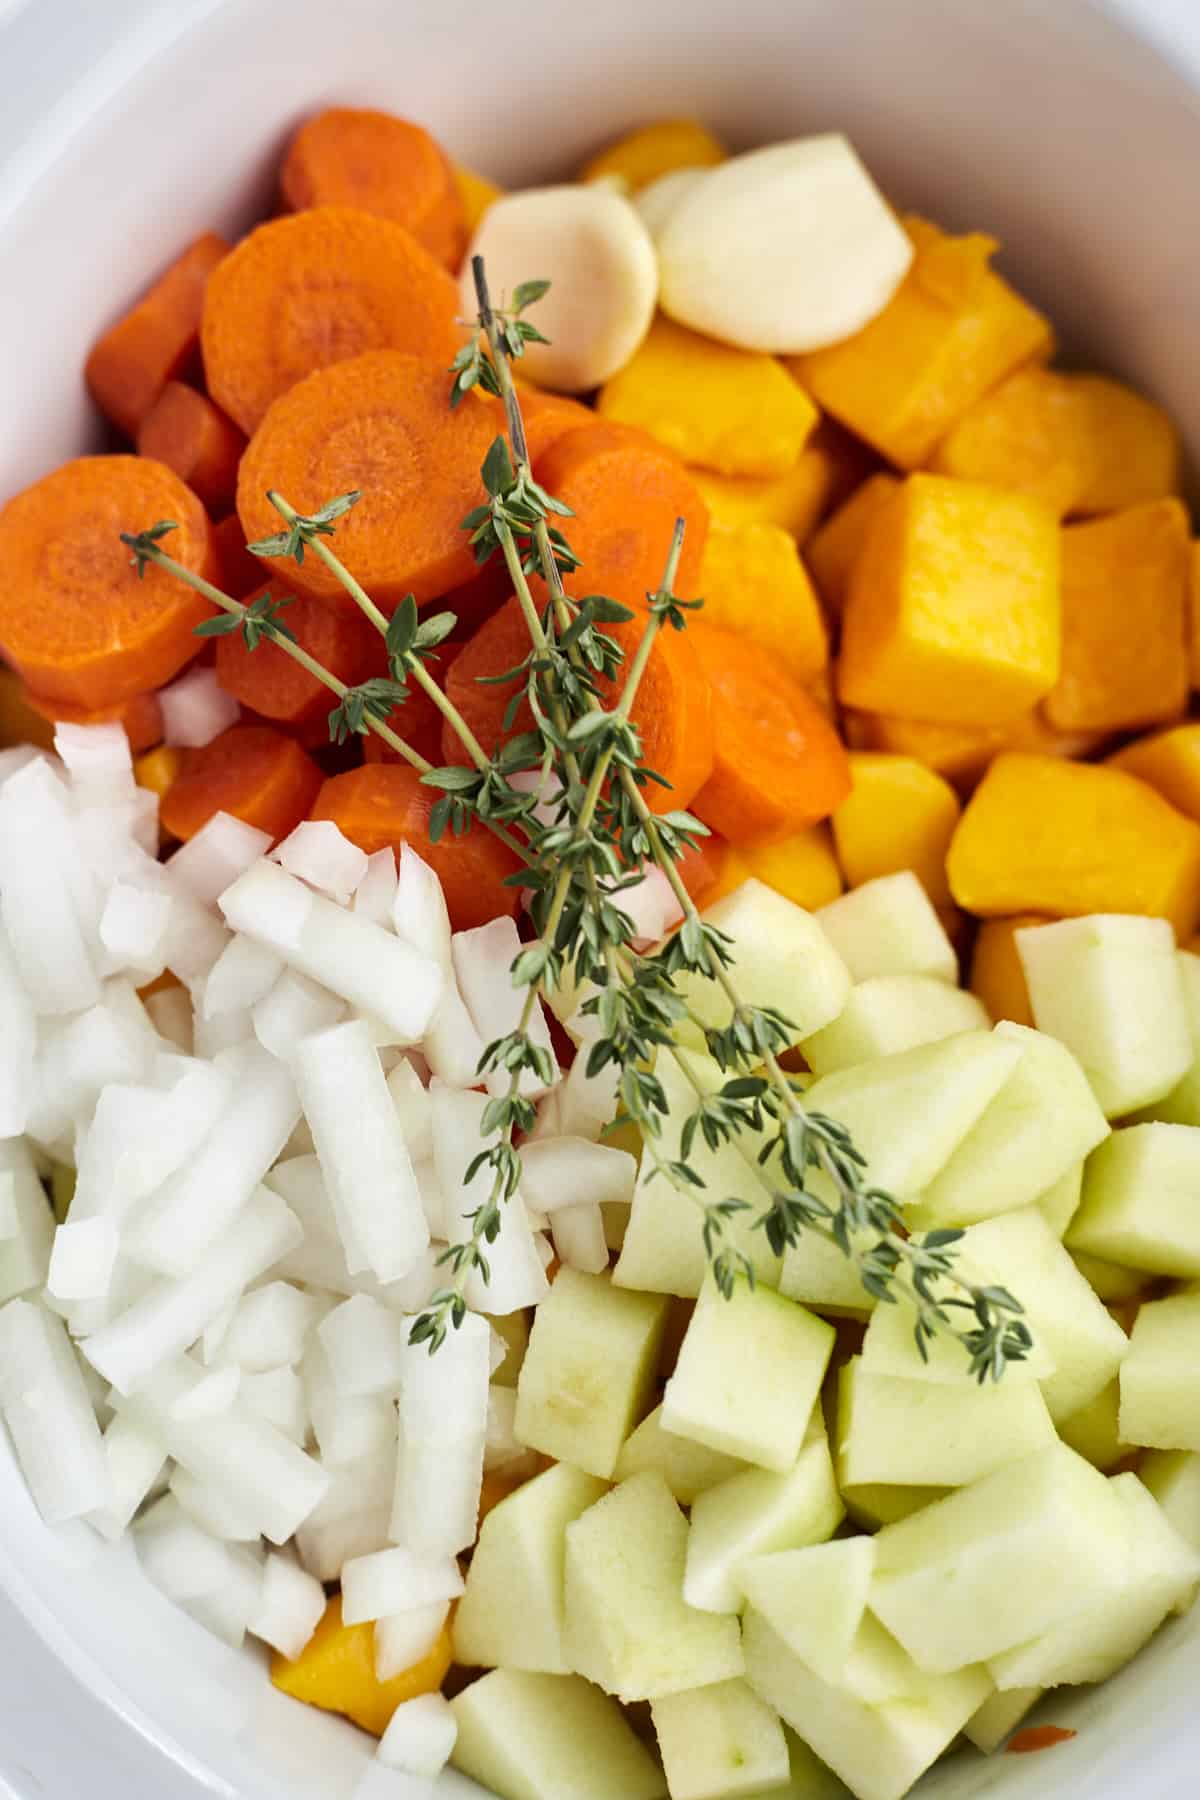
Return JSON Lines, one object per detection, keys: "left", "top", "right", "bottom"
{"left": 1069, "top": 1250, "right": 1149, "bottom": 1303}
{"left": 615, "top": 1403, "right": 746, "bottom": 1505}
{"left": 739, "top": 1539, "right": 871, "bottom": 1687}
{"left": 956, "top": 1208, "right": 1129, "bottom": 1421}
{"left": 515, "top": 1269, "right": 668, "bottom": 1478}
{"left": 869, "top": 1443, "right": 1129, "bottom": 1673}
{"left": 614, "top": 1052, "right": 782, "bottom": 1299}
{"left": 1066, "top": 1122, "right": 1200, "bottom": 1278}
{"left": 742, "top": 1608, "right": 989, "bottom": 1800}
{"left": 651, "top": 1678, "right": 790, "bottom": 1800}
{"left": 449, "top": 1669, "right": 666, "bottom": 1800}
{"left": 801, "top": 1030, "right": 1021, "bottom": 1200}
{"left": 662, "top": 1277, "right": 834, "bottom": 1473}
{"left": 860, "top": 1289, "right": 1055, "bottom": 1387}
{"left": 1140, "top": 1450, "right": 1200, "bottom": 1552}
{"left": 1128, "top": 950, "right": 1200, "bottom": 1125}
{"left": 452, "top": 1463, "right": 607, "bottom": 1674}
{"left": 778, "top": 1199, "right": 878, "bottom": 1317}
{"left": 801, "top": 976, "right": 989, "bottom": 1076}
{"left": 1036, "top": 1162, "right": 1083, "bottom": 1239}
{"left": 840, "top": 1483, "right": 949, "bottom": 1530}
{"left": 1016, "top": 915, "right": 1191, "bottom": 1118}
{"left": 988, "top": 1472, "right": 1200, "bottom": 1689}
{"left": 911, "top": 1022, "right": 1109, "bottom": 1230}
{"left": 835, "top": 1357, "right": 1056, "bottom": 1489}
{"left": 963, "top": 1687, "right": 1043, "bottom": 1755}
{"left": 1057, "top": 1380, "right": 1128, "bottom": 1472}
{"left": 564, "top": 1472, "right": 744, "bottom": 1701}
{"left": 684, "top": 1419, "right": 843, "bottom": 1614}
{"left": 762, "top": 1731, "right": 855, "bottom": 1800}
{"left": 1118, "top": 1292, "right": 1200, "bottom": 1452}
{"left": 676, "top": 879, "right": 850, "bottom": 1044}
{"left": 817, "top": 872, "right": 958, "bottom": 985}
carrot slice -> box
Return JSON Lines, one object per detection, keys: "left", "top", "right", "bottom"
{"left": 201, "top": 208, "right": 462, "bottom": 435}
{"left": 522, "top": 389, "right": 597, "bottom": 465}
{"left": 311, "top": 763, "right": 522, "bottom": 931}
{"left": 443, "top": 594, "right": 715, "bottom": 814}
{"left": 160, "top": 723, "right": 323, "bottom": 843}
{"left": 533, "top": 423, "right": 709, "bottom": 608}
{"left": 363, "top": 644, "right": 464, "bottom": 767}
{"left": 26, "top": 688, "right": 164, "bottom": 755}
{"left": 688, "top": 622, "right": 851, "bottom": 845}
{"left": 437, "top": 561, "right": 513, "bottom": 639}
{"left": 237, "top": 351, "right": 505, "bottom": 609}
{"left": 0, "top": 455, "right": 215, "bottom": 709}
{"left": 279, "top": 108, "right": 467, "bottom": 270}
{"left": 136, "top": 381, "right": 246, "bottom": 513}
{"left": 85, "top": 233, "right": 229, "bottom": 439}
{"left": 214, "top": 583, "right": 379, "bottom": 729}
{"left": 677, "top": 831, "right": 728, "bottom": 905}
{"left": 211, "top": 512, "right": 265, "bottom": 598}
{"left": 1007, "top": 1727, "right": 1077, "bottom": 1756}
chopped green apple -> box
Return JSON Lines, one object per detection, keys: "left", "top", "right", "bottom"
{"left": 563, "top": 1472, "right": 744, "bottom": 1701}
{"left": 1140, "top": 1450, "right": 1200, "bottom": 1552}
{"left": 835, "top": 1357, "right": 1056, "bottom": 1489}
{"left": 1016, "top": 915, "right": 1191, "bottom": 1118}
{"left": 817, "top": 872, "right": 958, "bottom": 985}
{"left": 801, "top": 975, "right": 988, "bottom": 1076}
{"left": 1128, "top": 950, "right": 1200, "bottom": 1125}
{"left": 684, "top": 1419, "right": 843, "bottom": 1614}
{"left": 650, "top": 1678, "right": 790, "bottom": 1800}
{"left": 840, "top": 1483, "right": 949, "bottom": 1530}
{"left": 661, "top": 1276, "right": 834, "bottom": 1473}
{"left": 1118, "top": 1292, "right": 1200, "bottom": 1452}
{"left": 762, "top": 1730, "right": 855, "bottom": 1799}
{"left": 452, "top": 1463, "right": 608, "bottom": 1674}
{"left": 1036, "top": 1162, "right": 1083, "bottom": 1239}
{"left": 859, "top": 1289, "right": 1055, "bottom": 1387}
{"left": 1069, "top": 1250, "right": 1149, "bottom": 1303}
{"left": 870, "top": 1443, "right": 1129, "bottom": 1673}
{"left": 778, "top": 1203, "right": 878, "bottom": 1317}
{"left": 738, "top": 1539, "right": 873, "bottom": 1688}
{"left": 676, "top": 880, "right": 850, "bottom": 1044}
{"left": 963, "top": 1687, "right": 1043, "bottom": 1755}
{"left": 449, "top": 1669, "right": 667, "bottom": 1800}
{"left": 615, "top": 1403, "right": 746, "bottom": 1505}
{"left": 1057, "top": 1380, "right": 1128, "bottom": 1472}
{"left": 515, "top": 1269, "right": 668, "bottom": 1478}
{"left": 1066, "top": 1122, "right": 1200, "bottom": 1278}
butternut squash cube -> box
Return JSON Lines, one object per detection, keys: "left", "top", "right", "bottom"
{"left": 598, "top": 315, "right": 817, "bottom": 479}
{"left": 947, "top": 752, "right": 1200, "bottom": 936}
{"left": 691, "top": 421, "right": 869, "bottom": 543}
{"left": 1189, "top": 542, "right": 1200, "bottom": 689}
{"left": 453, "top": 164, "right": 503, "bottom": 235}
{"left": 696, "top": 521, "right": 827, "bottom": 683}
{"left": 932, "top": 366, "right": 1181, "bottom": 518}
{"left": 838, "top": 475, "right": 1061, "bottom": 727}
{"left": 579, "top": 118, "right": 726, "bottom": 192}
{"left": 851, "top": 705, "right": 1106, "bottom": 790}
{"left": 806, "top": 472, "right": 900, "bottom": 620}
{"left": 968, "top": 914, "right": 1045, "bottom": 1028}
{"left": 832, "top": 753, "right": 960, "bottom": 906}
{"left": 792, "top": 216, "right": 1052, "bottom": 469}
{"left": 1044, "top": 499, "right": 1189, "bottom": 734}
{"left": 271, "top": 1593, "right": 451, "bottom": 1738}
{"left": 1109, "top": 724, "right": 1200, "bottom": 823}
{"left": 736, "top": 826, "right": 844, "bottom": 911}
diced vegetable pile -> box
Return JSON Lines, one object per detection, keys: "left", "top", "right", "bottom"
{"left": 1, "top": 102, "right": 1200, "bottom": 1800}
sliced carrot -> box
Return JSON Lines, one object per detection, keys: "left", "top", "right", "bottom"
{"left": 437, "top": 561, "right": 513, "bottom": 639}
{"left": 136, "top": 381, "right": 246, "bottom": 513}
{"left": 280, "top": 108, "right": 467, "bottom": 270}
{"left": 442, "top": 595, "right": 715, "bottom": 814}
{"left": 532, "top": 423, "right": 709, "bottom": 609}
{"left": 202, "top": 208, "right": 462, "bottom": 435}
{"left": 522, "top": 389, "right": 597, "bottom": 465}
{"left": 215, "top": 583, "right": 379, "bottom": 729}
{"left": 237, "top": 351, "right": 505, "bottom": 609}
{"left": 363, "top": 644, "right": 464, "bottom": 767}
{"left": 676, "top": 831, "right": 728, "bottom": 905}
{"left": 1006, "top": 1727, "right": 1077, "bottom": 1756}
{"left": 688, "top": 622, "right": 852, "bottom": 845}
{"left": 311, "top": 763, "right": 522, "bottom": 931}
{"left": 0, "top": 455, "right": 215, "bottom": 709}
{"left": 160, "top": 723, "right": 323, "bottom": 843}
{"left": 85, "top": 233, "right": 229, "bottom": 439}
{"left": 26, "top": 687, "right": 164, "bottom": 754}
{"left": 211, "top": 512, "right": 265, "bottom": 598}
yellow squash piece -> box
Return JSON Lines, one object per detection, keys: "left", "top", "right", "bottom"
{"left": 133, "top": 744, "right": 182, "bottom": 800}
{"left": 0, "top": 667, "right": 56, "bottom": 751}
{"left": 932, "top": 366, "right": 1181, "bottom": 517}
{"left": 698, "top": 521, "right": 828, "bottom": 683}
{"left": 1189, "top": 542, "right": 1200, "bottom": 689}
{"left": 1044, "top": 498, "right": 1189, "bottom": 734}
{"left": 271, "top": 1594, "right": 452, "bottom": 1739}
{"left": 692, "top": 420, "right": 869, "bottom": 545}
{"left": 849, "top": 705, "right": 1107, "bottom": 791}
{"left": 832, "top": 753, "right": 960, "bottom": 906}
{"left": 454, "top": 164, "right": 503, "bottom": 235}
{"left": 838, "top": 474, "right": 1061, "bottom": 727}
{"left": 946, "top": 752, "right": 1200, "bottom": 937}
{"left": 792, "top": 215, "right": 1052, "bottom": 469}
{"left": 598, "top": 314, "right": 817, "bottom": 478}
{"left": 968, "top": 914, "right": 1045, "bottom": 1028}
{"left": 703, "top": 828, "right": 843, "bottom": 912}
{"left": 579, "top": 118, "right": 725, "bottom": 192}
{"left": 1108, "top": 725, "right": 1200, "bottom": 823}
{"left": 805, "top": 472, "right": 900, "bottom": 620}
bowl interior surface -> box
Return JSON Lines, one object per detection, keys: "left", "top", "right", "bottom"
{"left": 1, "top": 1, "right": 1200, "bottom": 1795}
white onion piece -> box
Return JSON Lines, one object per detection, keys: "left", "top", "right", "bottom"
{"left": 0, "top": 1174, "right": 16, "bottom": 1240}
{"left": 201, "top": 935, "right": 286, "bottom": 1019}
{"left": 47, "top": 1218, "right": 118, "bottom": 1302}
{"left": 215, "top": 1281, "right": 324, "bottom": 1372}
{"left": 88, "top": 1410, "right": 168, "bottom": 1540}
{"left": 423, "top": 989, "right": 488, "bottom": 1090}
{"left": 184, "top": 1545, "right": 265, "bottom": 1649}
{"left": 99, "top": 881, "right": 172, "bottom": 977}
{"left": 353, "top": 848, "right": 398, "bottom": 925}
{"left": 375, "top": 1605, "right": 450, "bottom": 1682}
{"left": 386, "top": 1060, "right": 433, "bottom": 1163}
{"left": 191, "top": 1002, "right": 255, "bottom": 1060}
{"left": 484, "top": 1387, "right": 523, "bottom": 1470}
{"left": 294, "top": 1450, "right": 395, "bottom": 1582}
{"left": 136, "top": 1496, "right": 238, "bottom": 1601}
{"left": 0, "top": 1140, "right": 53, "bottom": 1305}
{"left": 391, "top": 1427, "right": 485, "bottom": 1559}
{"left": 275, "top": 820, "right": 369, "bottom": 905}
{"left": 169, "top": 1465, "right": 262, "bottom": 1543}
{"left": 551, "top": 1201, "right": 610, "bottom": 1274}
{"left": 429, "top": 1083, "right": 549, "bottom": 1315}
{"left": 71, "top": 1055, "right": 232, "bottom": 1224}
{"left": 392, "top": 846, "right": 485, "bottom": 1086}
{"left": 303, "top": 1340, "right": 396, "bottom": 1467}
{"left": 169, "top": 1364, "right": 242, "bottom": 1420}
{"left": 340, "top": 1545, "right": 464, "bottom": 1627}
{"left": 377, "top": 1693, "right": 458, "bottom": 1778}
{"left": 160, "top": 668, "right": 240, "bottom": 749}
{"left": 412, "top": 1157, "right": 447, "bottom": 1239}
{"left": 147, "top": 1402, "right": 328, "bottom": 1547}
{"left": 518, "top": 1136, "right": 638, "bottom": 1213}
{"left": 250, "top": 1552, "right": 327, "bottom": 1661}
{"left": 294, "top": 1020, "right": 430, "bottom": 1284}
{"left": 159, "top": 891, "right": 229, "bottom": 987}
{"left": 620, "top": 863, "right": 685, "bottom": 949}
{"left": 263, "top": 1155, "right": 355, "bottom": 1294}
{"left": 241, "top": 1366, "right": 307, "bottom": 1443}
{"left": 452, "top": 917, "right": 559, "bottom": 1099}
{"left": 65, "top": 1256, "right": 154, "bottom": 1341}
{"left": 0, "top": 1298, "right": 111, "bottom": 1523}
{"left": 400, "top": 1308, "right": 490, "bottom": 1449}
{"left": 126, "top": 1042, "right": 301, "bottom": 1275}
{"left": 221, "top": 860, "right": 443, "bottom": 1045}
{"left": 252, "top": 968, "right": 346, "bottom": 1060}
{"left": 0, "top": 760, "right": 101, "bottom": 1014}
{"left": 0, "top": 745, "right": 46, "bottom": 787}
{"left": 0, "top": 924, "right": 35, "bottom": 1136}
{"left": 29, "top": 990, "right": 156, "bottom": 1148}
{"left": 318, "top": 1295, "right": 408, "bottom": 1398}
{"left": 166, "top": 812, "right": 272, "bottom": 907}
{"left": 54, "top": 721, "right": 136, "bottom": 803}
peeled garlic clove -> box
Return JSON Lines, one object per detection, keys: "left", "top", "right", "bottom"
{"left": 657, "top": 133, "right": 913, "bottom": 354}
{"left": 463, "top": 185, "right": 658, "bottom": 393}
{"left": 634, "top": 167, "right": 710, "bottom": 242}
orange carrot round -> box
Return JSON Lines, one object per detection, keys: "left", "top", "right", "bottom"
{"left": 0, "top": 455, "right": 215, "bottom": 710}
{"left": 85, "top": 233, "right": 230, "bottom": 439}
{"left": 160, "top": 722, "right": 323, "bottom": 843}
{"left": 533, "top": 423, "right": 709, "bottom": 609}
{"left": 26, "top": 688, "right": 164, "bottom": 755}
{"left": 211, "top": 512, "right": 265, "bottom": 598}
{"left": 215, "top": 584, "right": 379, "bottom": 729}
{"left": 311, "top": 763, "right": 522, "bottom": 931}
{"left": 677, "top": 830, "right": 728, "bottom": 905}
{"left": 201, "top": 208, "right": 463, "bottom": 436}
{"left": 279, "top": 108, "right": 467, "bottom": 270}
{"left": 363, "top": 644, "right": 464, "bottom": 767}
{"left": 136, "top": 381, "right": 246, "bottom": 513}
{"left": 522, "top": 389, "right": 597, "bottom": 466}
{"left": 237, "top": 351, "right": 505, "bottom": 609}
{"left": 436, "top": 560, "right": 513, "bottom": 639}
{"left": 688, "top": 621, "right": 851, "bottom": 845}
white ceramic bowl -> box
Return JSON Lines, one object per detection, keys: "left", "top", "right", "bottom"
{"left": 2, "top": 1, "right": 1200, "bottom": 1794}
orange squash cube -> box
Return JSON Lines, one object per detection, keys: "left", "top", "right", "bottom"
{"left": 832, "top": 753, "right": 960, "bottom": 906}
{"left": 805, "top": 473, "right": 901, "bottom": 621}
{"left": 697, "top": 521, "right": 827, "bottom": 683}
{"left": 1188, "top": 542, "right": 1200, "bottom": 689}
{"left": 1044, "top": 499, "right": 1189, "bottom": 734}
{"left": 792, "top": 216, "right": 1052, "bottom": 469}
{"left": 691, "top": 420, "right": 872, "bottom": 545}
{"left": 1108, "top": 724, "right": 1200, "bottom": 823}
{"left": 271, "top": 1593, "right": 452, "bottom": 1739}
{"left": 848, "top": 705, "right": 1108, "bottom": 791}
{"left": 838, "top": 474, "right": 1060, "bottom": 727}
{"left": 453, "top": 164, "right": 503, "bottom": 235}
{"left": 738, "top": 825, "right": 844, "bottom": 911}
{"left": 579, "top": 118, "right": 725, "bottom": 191}
{"left": 968, "top": 914, "right": 1046, "bottom": 1028}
